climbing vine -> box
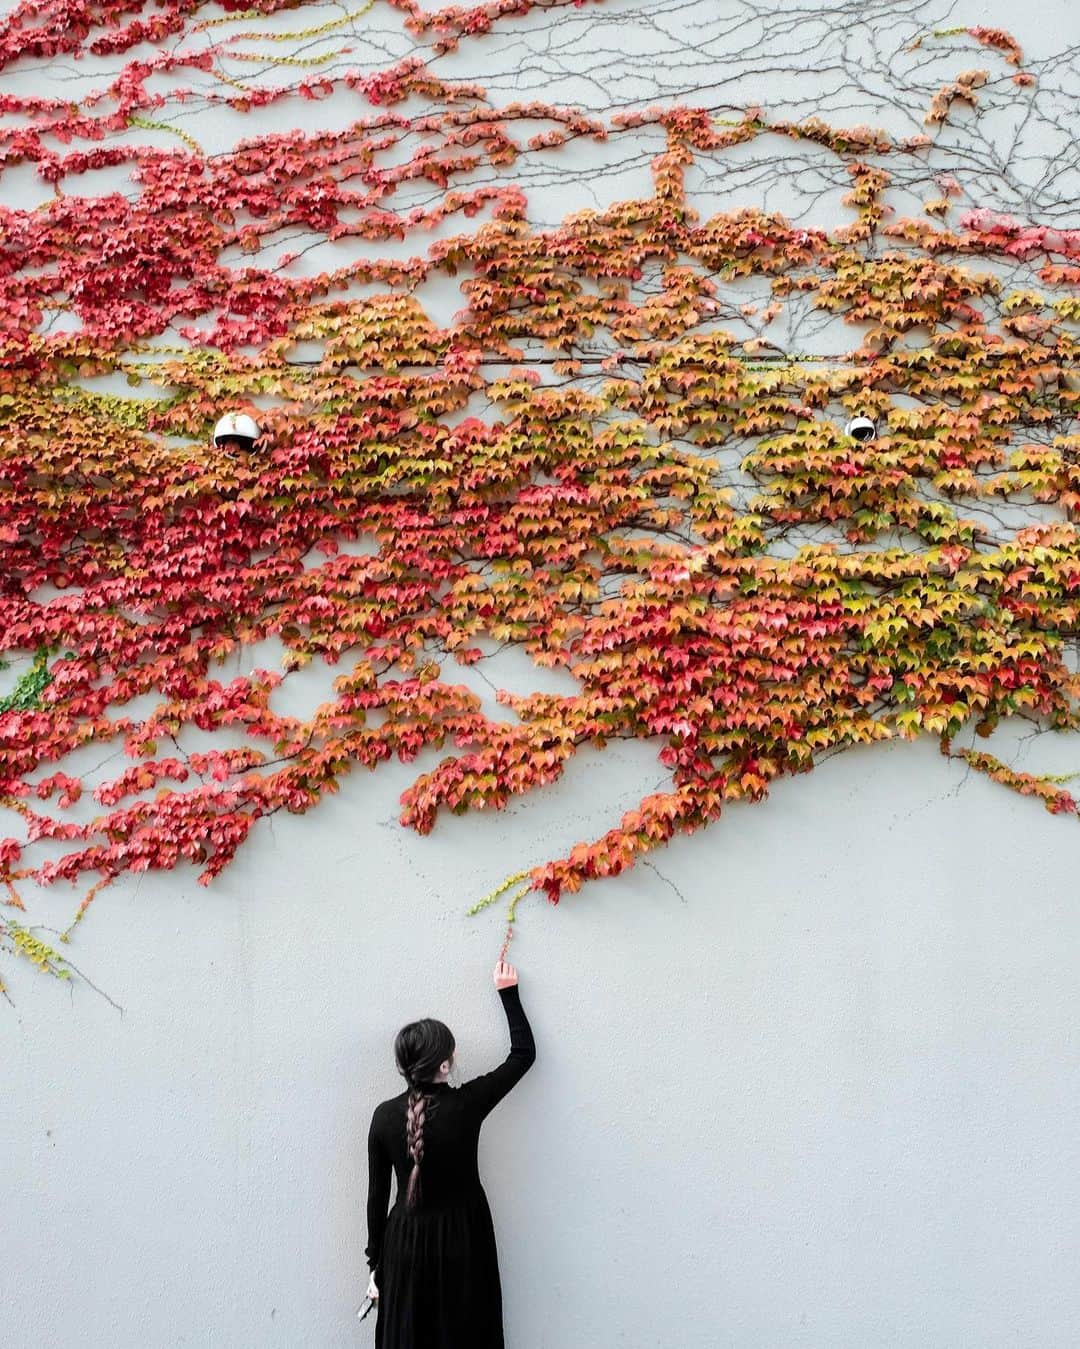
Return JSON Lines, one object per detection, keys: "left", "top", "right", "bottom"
{"left": 2, "top": 0, "right": 1080, "bottom": 987}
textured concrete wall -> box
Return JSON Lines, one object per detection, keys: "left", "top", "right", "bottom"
{"left": 5, "top": 2, "right": 1080, "bottom": 1346}
{"left": 8, "top": 735, "right": 1080, "bottom": 1348}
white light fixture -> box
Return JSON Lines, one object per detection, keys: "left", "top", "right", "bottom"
{"left": 845, "top": 416, "right": 877, "bottom": 443}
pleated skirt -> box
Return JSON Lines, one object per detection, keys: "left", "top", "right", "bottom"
{"left": 375, "top": 1188, "right": 505, "bottom": 1349}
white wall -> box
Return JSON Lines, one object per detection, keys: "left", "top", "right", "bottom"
{"left": 8, "top": 736, "right": 1080, "bottom": 1348}
{"left": 5, "top": 2, "right": 1080, "bottom": 1346}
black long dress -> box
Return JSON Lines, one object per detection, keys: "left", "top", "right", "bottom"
{"left": 365, "top": 984, "right": 536, "bottom": 1349}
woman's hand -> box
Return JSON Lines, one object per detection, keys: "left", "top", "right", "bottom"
{"left": 493, "top": 958, "right": 518, "bottom": 990}
{"left": 366, "top": 1272, "right": 379, "bottom": 1301}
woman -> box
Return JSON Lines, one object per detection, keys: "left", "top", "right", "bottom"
{"left": 364, "top": 958, "right": 536, "bottom": 1348}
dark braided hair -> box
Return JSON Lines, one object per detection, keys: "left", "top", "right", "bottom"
{"left": 394, "top": 1018, "right": 455, "bottom": 1209}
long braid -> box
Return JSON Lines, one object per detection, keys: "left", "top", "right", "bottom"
{"left": 394, "top": 1016, "right": 454, "bottom": 1210}
{"left": 405, "top": 1084, "right": 428, "bottom": 1209}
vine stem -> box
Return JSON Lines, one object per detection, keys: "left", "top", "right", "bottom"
{"left": 467, "top": 872, "right": 534, "bottom": 960}
{"left": 466, "top": 869, "right": 529, "bottom": 916}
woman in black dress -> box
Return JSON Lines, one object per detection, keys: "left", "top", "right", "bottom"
{"left": 364, "top": 958, "right": 536, "bottom": 1348}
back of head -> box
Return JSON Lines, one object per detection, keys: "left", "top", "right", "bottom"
{"left": 394, "top": 1017, "right": 455, "bottom": 1086}
{"left": 394, "top": 1018, "right": 455, "bottom": 1208}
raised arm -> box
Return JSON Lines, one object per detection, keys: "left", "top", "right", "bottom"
{"left": 364, "top": 1110, "right": 392, "bottom": 1280}
{"left": 460, "top": 959, "right": 536, "bottom": 1119}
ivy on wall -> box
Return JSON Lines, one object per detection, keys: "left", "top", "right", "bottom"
{"left": 1, "top": 0, "right": 1079, "bottom": 988}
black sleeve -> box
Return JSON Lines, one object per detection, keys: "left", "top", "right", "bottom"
{"left": 459, "top": 984, "right": 536, "bottom": 1119}
{"left": 364, "top": 1111, "right": 392, "bottom": 1277}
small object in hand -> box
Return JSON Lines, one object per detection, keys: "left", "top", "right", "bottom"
{"left": 356, "top": 1296, "right": 375, "bottom": 1322}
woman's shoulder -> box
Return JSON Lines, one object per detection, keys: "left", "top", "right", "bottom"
{"left": 371, "top": 1090, "right": 408, "bottom": 1123}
